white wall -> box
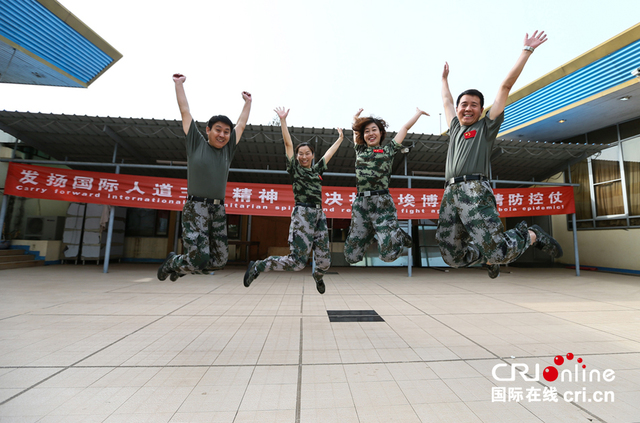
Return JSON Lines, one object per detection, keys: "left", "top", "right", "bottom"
{"left": 553, "top": 213, "right": 640, "bottom": 271}
{"left": 549, "top": 167, "right": 640, "bottom": 272}
{"left": 10, "top": 240, "right": 64, "bottom": 262}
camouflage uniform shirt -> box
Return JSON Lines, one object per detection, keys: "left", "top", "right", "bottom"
{"left": 354, "top": 140, "right": 402, "bottom": 192}
{"left": 287, "top": 156, "right": 327, "bottom": 205}
{"left": 186, "top": 120, "right": 237, "bottom": 199}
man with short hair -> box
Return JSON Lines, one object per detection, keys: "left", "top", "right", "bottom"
{"left": 157, "top": 73, "right": 252, "bottom": 281}
{"left": 437, "top": 31, "right": 562, "bottom": 279}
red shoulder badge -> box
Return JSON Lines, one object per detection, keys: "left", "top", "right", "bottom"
{"left": 464, "top": 130, "right": 477, "bottom": 139}
{"left": 318, "top": 175, "right": 323, "bottom": 181}
{"left": 373, "top": 149, "right": 384, "bottom": 153}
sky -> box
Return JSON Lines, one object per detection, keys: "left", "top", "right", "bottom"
{"left": 1, "top": 0, "right": 639, "bottom": 136}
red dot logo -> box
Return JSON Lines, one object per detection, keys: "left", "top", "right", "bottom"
{"left": 577, "top": 358, "right": 583, "bottom": 363}
{"left": 554, "top": 355, "right": 564, "bottom": 366}
{"left": 566, "top": 353, "right": 574, "bottom": 360}
{"left": 543, "top": 366, "right": 558, "bottom": 382}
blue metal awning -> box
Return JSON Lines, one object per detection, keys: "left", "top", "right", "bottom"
{"left": 501, "top": 39, "right": 640, "bottom": 133}
{"left": 0, "top": 0, "right": 122, "bottom": 88}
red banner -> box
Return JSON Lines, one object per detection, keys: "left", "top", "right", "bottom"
{"left": 4, "top": 163, "right": 575, "bottom": 218}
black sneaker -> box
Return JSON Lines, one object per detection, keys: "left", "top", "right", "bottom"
{"left": 401, "top": 230, "right": 413, "bottom": 248}
{"left": 244, "top": 261, "right": 257, "bottom": 287}
{"left": 169, "top": 272, "right": 184, "bottom": 282}
{"left": 529, "top": 225, "right": 563, "bottom": 258}
{"left": 157, "top": 252, "right": 176, "bottom": 281}
{"left": 486, "top": 264, "right": 500, "bottom": 279}
{"left": 314, "top": 275, "right": 326, "bottom": 294}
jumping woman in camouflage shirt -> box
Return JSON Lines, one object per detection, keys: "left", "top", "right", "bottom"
{"left": 243, "top": 107, "right": 344, "bottom": 294}
{"left": 344, "top": 108, "right": 429, "bottom": 264}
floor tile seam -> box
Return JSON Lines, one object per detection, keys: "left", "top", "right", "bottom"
{"left": 340, "top": 365, "right": 361, "bottom": 422}
{"left": 482, "top": 290, "right": 640, "bottom": 312}
{"left": 537, "top": 310, "right": 640, "bottom": 346}
{"left": 167, "top": 354, "right": 212, "bottom": 423}
{"left": 400, "top": 287, "right": 640, "bottom": 351}
{"left": 0, "top": 296, "right": 205, "bottom": 407}
{"left": 486, "top": 281, "right": 640, "bottom": 308}
{"left": 96, "top": 368, "right": 165, "bottom": 420}
{"left": 0, "top": 314, "right": 23, "bottom": 322}
{"left": 104, "top": 281, "right": 152, "bottom": 293}
{"left": 376, "top": 282, "right": 504, "bottom": 362}
{"left": 6, "top": 350, "right": 635, "bottom": 371}
{"left": 480, "top": 350, "right": 640, "bottom": 361}
{"left": 162, "top": 315, "right": 228, "bottom": 367}
{"left": 295, "top": 317, "right": 303, "bottom": 423}
{"left": 512, "top": 375, "right": 611, "bottom": 423}
{"left": 19, "top": 313, "right": 169, "bottom": 317}
{"left": 40, "top": 300, "right": 76, "bottom": 311}
{"left": 295, "top": 281, "right": 304, "bottom": 421}
{"left": 429, "top": 284, "right": 556, "bottom": 317}
{"left": 0, "top": 367, "right": 67, "bottom": 406}
{"left": 323, "top": 296, "right": 360, "bottom": 415}
{"left": 230, "top": 312, "right": 282, "bottom": 421}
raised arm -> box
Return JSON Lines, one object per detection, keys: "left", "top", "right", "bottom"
{"left": 275, "top": 107, "right": 294, "bottom": 159}
{"left": 395, "top": 108, "right": 429, "bottom": 144}
{"left": 321, "top": 128, "right": 344, "bottom": 165}
{"left": 351, "top": 108, "right": 363, "bottom": 145}
{"left": 441, "top": 63, "right": 456, "bottom": 129}
{"left": 491, "top": 31, "right": 547, "bottom": 118}
{"left": 235, "top": 91, "right": 253, "bottom": 143}
{"left": 173, "top": 74, "right": 192, "bottom": 135}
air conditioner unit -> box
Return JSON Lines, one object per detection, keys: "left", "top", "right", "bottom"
{"left": 25, "top": 216, "right": 66, "bottom": 240}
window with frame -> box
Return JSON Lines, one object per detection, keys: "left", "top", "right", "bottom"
{"left": 568, "top": 133, "right": 640, "bottom": 229}
{"left": 125, "top": 208, "right": 170, "bottom": 237}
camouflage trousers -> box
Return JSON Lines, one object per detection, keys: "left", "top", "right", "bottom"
{"left": 166, "top": 200, "right": 228, "bottom": 275}
{"left": 254, "top": 205, "right": 330, "bottom": 280}
{"left": 344, "top": 193, "right": 412, "bottom": 264}
{"left": 436, "top": 180, "right": 530, "bottom": 267}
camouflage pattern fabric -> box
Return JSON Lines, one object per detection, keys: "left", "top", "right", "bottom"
{"left": 253, "top": 205, "right": 330, "bottom": 281}
{"left": 436, "top": 180, "right": 530, "bottom": 267}
{"left": 287, "top": 156, "right": 326, "bottom": 205}
{"left": 354, "top": 141, "right": 401, "bottom": 192}
{"left": 165, "top": 200, "right": 228, "bottom": 275}
{"left": 344, "top": 193, "right": 412, "bottom": 263}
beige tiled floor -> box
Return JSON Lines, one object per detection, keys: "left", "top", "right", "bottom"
{"left": 1, "top": 264, "right": 639, "bottom": 422}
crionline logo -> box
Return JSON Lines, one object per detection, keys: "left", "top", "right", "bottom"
{"left": 492, "top": 353, "right": 615, "bottom": 383}
{"left": 491, "top": 353, "right": 616, "bottom": 404}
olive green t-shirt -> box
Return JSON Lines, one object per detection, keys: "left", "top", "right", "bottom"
{"left": 185, "top": 120, "right": 237, "bottom": 199}
{"left": 286, "top": 156, "right": 327, "bottom": 205}
{"left": 354, "top": 140, "right": 402, "bottom": 192}
{"left": 444, "top": 110, "right": 504, "bottom": 180}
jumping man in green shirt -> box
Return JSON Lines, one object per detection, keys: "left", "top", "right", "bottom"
{"left": 436, "top": 31, "right": 563, "bottom": 279}
{"left": 157, "top": 73, "right": 252, "bottom": 281}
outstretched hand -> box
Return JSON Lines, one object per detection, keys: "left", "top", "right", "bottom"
{"left": 173, "top": 73, "right": 186, "bottom": 83}
{"left": 242, "top": 91, "right": 252, "bottom": 102}
{"left": 274, "top": 107, "right": 289, "bottom": 120}
{"left": 353, "top": 108, "right": 363, "bottom": 121}
{"left": 337, "top": 128, "right": 344, "bottom": 138}
{"left": 524, "top": 30, "right": 548, "bottom": 49}
{"left": 416, "top": 107, "right": 429, "bottom": 117}
{"left": 442, "top": 62, "right": 449, "bottom": 79}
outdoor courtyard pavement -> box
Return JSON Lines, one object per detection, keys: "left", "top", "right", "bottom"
{"left": 0, "top": 264, "right": 639, "bottom": 423}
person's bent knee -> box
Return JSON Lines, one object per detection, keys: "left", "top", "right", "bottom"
{"left": 315, "top": 258, "right": 331, "bottom": 272}
{"left": 291, "top": 259, "right": 307, "bottom": 272}
{"left": 439, "top": 250, "right": 467, "bottom": 268}
{"left": 379, "top": 250, "right": 401, "bottom": 263}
